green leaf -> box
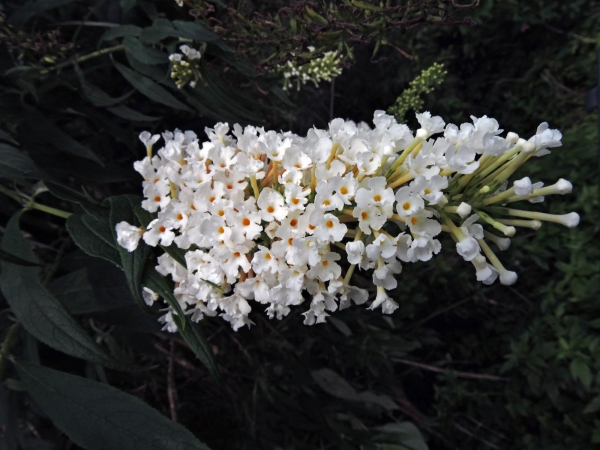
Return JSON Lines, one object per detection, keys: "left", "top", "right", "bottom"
{"left": 107, "top": 195, "right": 152, "bottom": 314}
{"left": 113, "top": 60, "right": 193, "bottom": 112}
{"left": 107, "top": 105, "right": 161, "bottom": 122}
{"left": 15, "top": 361, "right": 211, "bottom": 450}
{"left": 172, "top": 21, "right": 226, "bottom": 49}
{"left": 0, "top": 248, "right": 40, "bottom": 267}
{"left": 101, "top": 25, "right": 142, "bottom": 41}
{"left": 75, "top": 66, "right": 133, "bottom": 107}
{"left": 133, "top": 204, "right": 156, "bottom": 227}
{"left": 269, "top": 85, "right": 296, "bottom": 107}
{"left": 142, "top": 266, "right": 187, "bottom": 324}
{"left": 123, "top": 37, "right": 167, "bottom": 65}
{"left": 583, "top": 395, "right": 600, "bottom": 414}
{"left": 66, "top": 213, "right": 122, "bottom": 267}
{"left": 8, "top": 0, "right": 75, "bottom": 24}
{"left": 212, "top": 47, "right": 256, "bottom": 78}
{"left": 140, "top": 20, "right": 225, "bottom": 49}
{"left": 570, "top": 359, "right": 592, "bottom": 390}
{"left": 375, "top": 422, "right": 429, "bottom": 450}
{"left": 0, "top": 214, "right": 135, "bottom": 370}
{"left": 24, "top": 109, "right": 104, "bottom": 166}
{"left": 0, "top": 129, "right": 19, "bottom": 145}
{"left": 45, "top": 181, "right": 98, "bottom": 208}
{"left": 173, "top": 315, "right": 220, "bottom": 382}
{"left": 0, "top": 144, "right": 36, "bottom": 179}
{"left": 48, "top": 269, "right": 95, "bottom": 314}
{"left": 160, "top": 244, "right": 187, "bottom": 269}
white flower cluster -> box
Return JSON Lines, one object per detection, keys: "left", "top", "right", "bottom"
{"left": 279, "top": 48, "right": 343, "bottom": 92}
{"left": 169, "top": 45, "right": 202, "bottom": 89}
{"left": 117, "top": 111, "right": 579, "bottom": 332}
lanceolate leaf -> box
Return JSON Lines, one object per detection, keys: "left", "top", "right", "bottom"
{"left": 15, "top": 361, "right": 212, "bottom": 450}
{"left": 0, "top": 143, "right": 37, "bottom": 179}
{"left": 66, "top": 213, "right": 122, "bottom": 267}
{"left": 8, "top": 0, "right": 75, "bottom": 24}
{"left": 123, "top": 37, "right": 168, "bottom": 65}
{"left": 141, "top": 266, "right": 220, "bottom": 380}
{"left": 75, "top": 65, "right": 133, "bottom": 107}
{"left": 142, "top": 266, "right": 187, "bottom": 325}
{"left": 0, "top": 248, "right": 40, "bottom": 267}
{"left": 101, "top": 24, "right": 142, "bottom": 41}
{"left": 107, "top": 195, "right": 152, "bottom": 314}
{"left": 113, "top": 60, "right": 193, "bottom": 112}
{"left": 24, "top": 109, "right": 104, "bottom": 166}
{"left": 173, "top": 315, "right": 220, "bottom": 382}
{"left": 107, "top": 105, "right": 162, "bottom": 122}
{"left": 0, "top": 214, "right": 136, "bottom": 371}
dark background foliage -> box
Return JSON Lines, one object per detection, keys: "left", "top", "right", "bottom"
{"left": 0, "top": 1, "right": 599, "bottom": 449}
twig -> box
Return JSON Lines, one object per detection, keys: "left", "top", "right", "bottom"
{"left": 453, "top": 421, "right": 503, "bottom": 449}
{"left": 451, "top": 0, "right": 480, "bottom": 8}
{"left": 0, "top": 184, "right": 71, "bottom": 219}
{"left": 392, "top": 358, "right": 509, "bottom": 381}
{"left": 329, "top": 78, "right": 335, "bottom": 121}
{"left": 167, "top": 341, "right": 179, "bottom": 423}
{"left": 383, "top": 42, "right": 413, "bottom": 60}
{"left": 154, "top": 342, "right": 205, "bottom": 375}
{"left": 39, "top": 45, "right": 124, "bottom": 75}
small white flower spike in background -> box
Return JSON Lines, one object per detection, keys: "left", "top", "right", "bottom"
{"left": 116, "top": 111, "right": 580, "bottom": 332}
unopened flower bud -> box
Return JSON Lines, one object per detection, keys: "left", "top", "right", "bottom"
{"left": 506, "top": 132, "right": 519, "bottom": 144}
{"left": 456, "top": 202, "right": 472, "bottom": 218}
{"left": 557, "top": 212, "right": 580, "bottom": 228}
{"left": 553, "top": 178, "right": 573, "bottom": 195}
{"left": 499, "top": 270, "right": 518, "bottom": 285}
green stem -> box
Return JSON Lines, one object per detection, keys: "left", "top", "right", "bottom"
{"left": 40, "top": 45, "right": 124, "bottom": 74}
{"left": 0, "top": 185, "right": 71, "bottom": 219}
{"left": 0, "top": 323, "right": 21, "bottom": 379}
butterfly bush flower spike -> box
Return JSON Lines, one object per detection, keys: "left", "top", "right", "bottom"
{"left": 116, "top": 111, "right": 580, "bottom": 332}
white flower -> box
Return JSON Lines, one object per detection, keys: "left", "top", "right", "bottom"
{"left": 143, "top": 218, "right": 176, "bottom": 247}
{"left": 395, "top": 186, "right": 424, "bottom": 217}
{"left": 139, "top": 131, "right": 160, "bottom": 150}
{"left": 314, "top": 182, "right": 344, "bottom": 211}
{"left": 331, "top": 173, "right": 358, "bottom": 205}
{"left": 257, "top": 188, "right": 288, "bottom": 221}
{"left": 529, "top": 122, "right": 562, "bottom": 156}
{"left": 311, "top": 211, "right": 347, "bottom": 243}
{"left": 116, "top": 221, "right": 143, "bottom": 252}
{"left": 346, "top": 241, "right": 365, "bottom": 264}
{"left": 355, "top": 177, "right": 394, "bottom": 208}
{"left": 306, "top": 252, "right": 341, "bottom": 282}
{"left": 369, "top": 287, "right": 399, "bottom": 314}
{"left": 445, "top": 144, "right": 478, "bottom": 174}
{"left": 142, "top": 287, "right": 159, "bottom": 306}
{"left": 353, "top": 205, "right": 387, "bottom": 235}
{"left": 284, "top": 183, "right": 310, "bottom": 211}
{"left": 410, "top": 175, "right": 448, "bottom": 205}
{"left": 416, "top": 111, "right": 445, "bottom": 138}
{"left": 513, "top": 177, "right": 533, "bottom": 196}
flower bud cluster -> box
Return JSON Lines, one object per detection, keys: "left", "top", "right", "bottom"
{"left": 118, "top": 111, "right": 579, "bottom": 332}
{"left": 279, "top": 48, "right": 343, "bottom": 92}
{"left": 169, "top": 45, "right": 202, "bottom": 89}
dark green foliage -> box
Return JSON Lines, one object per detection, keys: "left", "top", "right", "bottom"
{"left": 0, "top": 0, "right": 598, "bottom": 449}
{"left": 15, "top": 360, "right": 211, "bottom": 450}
